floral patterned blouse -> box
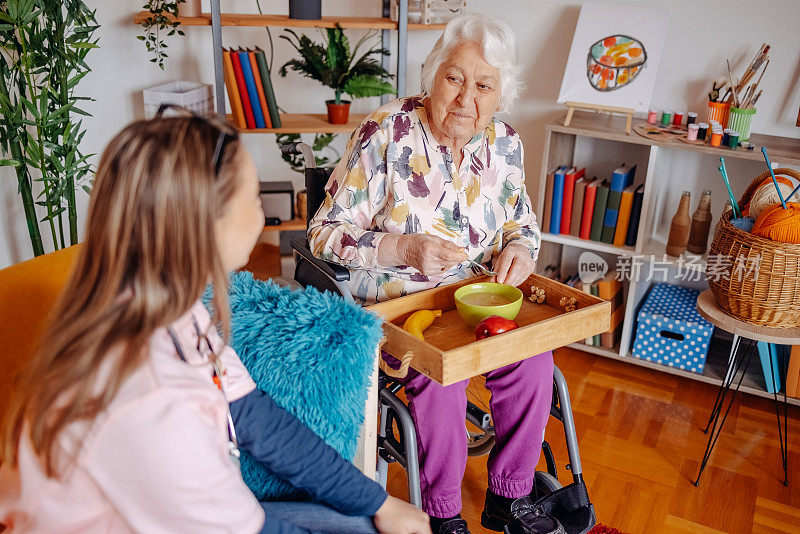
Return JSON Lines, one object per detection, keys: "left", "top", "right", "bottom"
{"left": 308, "top": 94, "right": 540, "bottom": 304}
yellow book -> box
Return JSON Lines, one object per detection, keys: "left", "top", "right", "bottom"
{"left": 222, "top": 48, "right": 246, "bottom": 129}
{"left": 787, "top": 345, "right": 800, "bottom": 398}
{"left": 613, "top": 183, "right": 636, "bottom": 247}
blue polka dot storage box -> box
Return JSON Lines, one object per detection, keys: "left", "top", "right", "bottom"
{"left": 633, "top": 284, "right": 714, "bottom": 373}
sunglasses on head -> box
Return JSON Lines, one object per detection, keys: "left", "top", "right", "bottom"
{"left": 155, "top": 103, "right": 235, "bottom": 176}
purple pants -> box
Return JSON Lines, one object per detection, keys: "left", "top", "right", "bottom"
{"left": 384, "top": 351, "right": 554, "bottom": 518}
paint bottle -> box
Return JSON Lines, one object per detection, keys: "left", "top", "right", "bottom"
{"left": 647, "top": 109, "right": 658, "bottom": 124}
{"left": 722, "top": 129, "right": 731, "bottom": 146}
{"left": 728, "top": 131, "right": 740, "bottom": 148}
{"left": 687, "top": 123, "right": 699, "bottom": 141}
{"left": 673, "top": 111, "right": 684, "bottom": 126}
{"left": 661, "top": 110, "right": 672, "bottom": 126}
{"left": 687, "top": 190, "right": 713, "bottom": 254}
{"left": 697, "top": 123, "right": 709, "bottom": 141}
{"left": 666, "top": 191, "right": 692, "bottom": 257}
{"left": 686, "top": 112, "right": 698, "bottom": 125}
{"left": 710, "top": 130, "right": 722, "bottom": 147}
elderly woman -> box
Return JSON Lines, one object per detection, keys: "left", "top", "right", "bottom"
{"left": 309, "top": 14, "right": 553, "bottom": 534}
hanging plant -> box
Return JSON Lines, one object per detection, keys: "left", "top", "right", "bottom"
{"left": 0, "top": 0, "right": 99, "bottom": 256}
{"left": 137, "top": 0, "right": 186, "bottom": 70}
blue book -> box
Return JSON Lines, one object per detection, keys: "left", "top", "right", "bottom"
{"left": 757, "top": 342, "right": 788, "bottom": 393}
{"left": 610, "top": 163, "right": 637, "bottom": 192}
{"left": 601, "top": 164, "right": 638, "bottom": 243}
{"left": 237, "top": 50, "right": 266, "bottom": 129}
{"left": 549, "top": 166, "right": 568, "bottom": 234}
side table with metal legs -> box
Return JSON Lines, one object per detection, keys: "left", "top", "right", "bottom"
{"left": 693, "top": 290, "right": 800, "bottom": 487}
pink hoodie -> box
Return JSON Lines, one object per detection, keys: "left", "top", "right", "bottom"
{"left": 0, "top": 301, "right": 263, "bottom": 533}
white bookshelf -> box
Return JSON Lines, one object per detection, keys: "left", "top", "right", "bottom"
{"left": 538, "top": 111, "right": 800, "bottom": 406}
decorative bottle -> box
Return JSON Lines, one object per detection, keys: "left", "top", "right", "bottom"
{"left": 666, "top": 191, "right": 691, "bottom": 257}
{"left": 687, "top": 190, "right": 713, "bottom": 254}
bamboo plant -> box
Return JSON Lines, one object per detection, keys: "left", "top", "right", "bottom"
{"left": 0, "top": 0, "right": 98, "bottom": 256}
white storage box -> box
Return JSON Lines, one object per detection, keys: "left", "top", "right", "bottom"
{"left": 142, "top": 81, "right": 214, "bottom": 118}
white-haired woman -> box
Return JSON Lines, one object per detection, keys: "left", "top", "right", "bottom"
{"left": 309, "top": 14, "right": 553, "bottom": 534}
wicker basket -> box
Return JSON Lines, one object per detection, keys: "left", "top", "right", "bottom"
{"left": 706, "top": 168, "right": 800, "bottom": 328}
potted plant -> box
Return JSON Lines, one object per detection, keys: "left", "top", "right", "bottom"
{"left": 279, "top": 27, "right": 396, "bottom": 124}
{"left": 0, "top": 0, "right": 98, "bottom": 256}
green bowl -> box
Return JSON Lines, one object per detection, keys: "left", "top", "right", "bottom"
{"left": 454, "top": 282, "right": 523, "bottom": 327}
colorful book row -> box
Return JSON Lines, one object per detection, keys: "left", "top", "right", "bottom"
{"left": 759, "top": 343, "right": 800, "bottom": 398}
{"left": 222, "top": 47, "right": 281, "bottom": 129}
{"left": 542, "top": 164, "right": 643, "bottom": 247}
{"left": 539, "top": 266, "right": 623, "bottom": 350}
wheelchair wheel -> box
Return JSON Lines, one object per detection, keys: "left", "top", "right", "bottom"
{"left": 532, "top": 471, "right": 562, "bottom": 501}
{"left": 465, "top": 408, "right": 495, "bottom": 457}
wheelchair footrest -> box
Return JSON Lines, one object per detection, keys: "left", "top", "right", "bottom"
{"left": 533, "top": 482, "right": 595, "bottom": 534}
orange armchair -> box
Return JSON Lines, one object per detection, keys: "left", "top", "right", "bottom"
{"left": 0, "top": 246, "right": 80, "bottom": 416}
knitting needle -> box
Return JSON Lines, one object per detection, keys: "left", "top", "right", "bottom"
{"left": 718, "top": 157, "right": 741, "bottom": 218}
{"left": 787, "top": 182, "right": 800, "bottom": 204}
{"left": 760, "top": 147, "right": 788, "bottom": 209}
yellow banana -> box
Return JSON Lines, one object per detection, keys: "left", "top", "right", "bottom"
{"left": 403, "top": 309, "right": 442, "bottom": 341}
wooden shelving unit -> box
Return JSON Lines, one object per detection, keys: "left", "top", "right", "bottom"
{"left": 133, "top": 11, "right": 446, "bottom": 31}
{"left": 263, "top": 217, "right": 306, "bottom": 232}
{"left": 133, "top": 1, "right": 445, "bottom": 132}
{"left": 539, "top": 110, "right": 800, "bottom": 405}
{"left": 228, "top": 113, "right": 368, "bottom": 134}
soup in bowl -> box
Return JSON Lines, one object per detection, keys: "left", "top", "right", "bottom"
{"left": 454, "top": 282, "right": 523, "bottom": 327}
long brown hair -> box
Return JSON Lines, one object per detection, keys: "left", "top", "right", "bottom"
{"left": 1, "top": 114, "right": 243, "bottom": 476}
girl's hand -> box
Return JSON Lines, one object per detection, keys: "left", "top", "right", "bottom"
{"left": 378, "top": 233, "right": 467, "bottom": 275}
{"left": 492, "top": 243, "right": 535, "bottom": 287}
{"left": 373, "top": 496, "right": 431, "bottom": 534}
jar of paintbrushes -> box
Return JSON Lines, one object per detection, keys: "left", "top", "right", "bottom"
{"left": 706, "top": 43, "right": 769, "bottom": 142}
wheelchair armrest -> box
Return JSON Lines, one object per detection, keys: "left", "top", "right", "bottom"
{"left": 290, "top": 237, "right": 350, "bottom": 282}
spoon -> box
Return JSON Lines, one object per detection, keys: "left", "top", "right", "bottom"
{"left": 465, "top": 259, "right": 497, "bottom": 276}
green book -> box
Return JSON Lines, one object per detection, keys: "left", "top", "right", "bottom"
{"left": 589, "top": 179, "right": 610, "bottom": 241}
{"left": 590, "top": 283, "right": 601, "bottom": 345}
{"left": 601, "top": 188, "right": 622, "bottom": 243}
{"left": 254, "top": 47, "right": 281, "bottom": 128}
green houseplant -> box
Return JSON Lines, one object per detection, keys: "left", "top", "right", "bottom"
{"left": 279, "top": 27, "right": 395, "bottom": 124}
{"left": 137, "top": 0, "right": 186, "bottom": 70}
{"left": 0, "top": 0, "right": 98, "bottom": 256}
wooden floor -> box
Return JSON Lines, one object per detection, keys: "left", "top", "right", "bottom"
{"left": 385, "top": 347, "right": 800, "bottom": 534}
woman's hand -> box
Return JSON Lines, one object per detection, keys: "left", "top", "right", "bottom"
{"left": 378, "top": 233, "right": 467, "bottom": 275}
{"left": 492, "top": 243, "right": 535, "bottom": 287}
{"left": 373, "top": 496, "right": 431, "bottom": 534}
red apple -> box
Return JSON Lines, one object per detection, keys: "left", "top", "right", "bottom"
{"left": 475, "top": 315, "right": 519, "bottom": 340}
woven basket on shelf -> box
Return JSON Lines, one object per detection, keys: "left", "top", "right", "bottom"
{"left": 706, "top": 168, "right": 800, "bottom": 328}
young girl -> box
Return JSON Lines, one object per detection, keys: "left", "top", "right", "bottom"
{"left": 0, "top": 112, "right": 430, "bottom": 534}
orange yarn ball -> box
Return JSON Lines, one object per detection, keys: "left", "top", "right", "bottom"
{"left": 751, "top": 203, "right": 800, "bottom": 243}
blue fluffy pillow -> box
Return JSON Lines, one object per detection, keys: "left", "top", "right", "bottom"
{"left": 210, "top": 272, "right": 383, "bottom": 501}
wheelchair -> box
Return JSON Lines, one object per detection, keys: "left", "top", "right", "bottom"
{"left": 282, "top": 142, "right": 596, "bottom": 534}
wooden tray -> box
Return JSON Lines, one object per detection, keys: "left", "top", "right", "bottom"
{"left": 366, "top": 274, "right": 611, "bottom": 385}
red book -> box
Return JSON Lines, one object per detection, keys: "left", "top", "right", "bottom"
{"left": 560, "top": 167, "right": 585, "bottom": 234}
{"left": 580, "top": 177, "right": 600, "bottom": 239}
{"left": 230, "top": 50, "right": 256, "bottom": 129}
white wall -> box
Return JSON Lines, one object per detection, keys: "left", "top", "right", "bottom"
{"left": 2, "top": 0, "right": 798, "bottom": 268}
